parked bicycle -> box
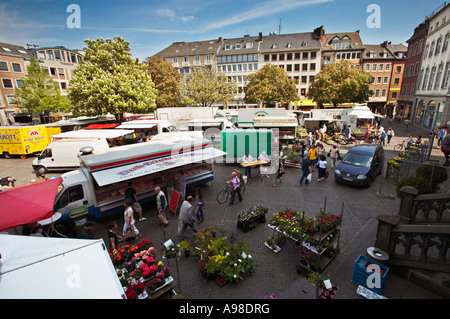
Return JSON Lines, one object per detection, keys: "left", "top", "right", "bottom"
{"left": 216, "top": 180, "right": 246, "bottom": 204}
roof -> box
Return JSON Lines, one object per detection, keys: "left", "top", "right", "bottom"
{"left": 363, "top": 43, "right": 407, "bottom": 60}
{"left": 348, "top": 144, "right": 381, "bottom": 156}
{"left": 321, "top": 31, "right": 365, "bottom": 51}
{"left": 218, "top": 35, "right": 261, "bottom": 55}
{"left": 259, "top": 32, "right": 322, "bottom": 52}
{"left": 0, "top": 42, "right": 33, "bottom": 59}
{"left": 154, "top": 39, "right": 221, "bottom": 58}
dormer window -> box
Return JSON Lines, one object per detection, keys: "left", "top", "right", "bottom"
{"left": 225, "top": 44, "right": 231, "bottom": 50}
{"left": 245, "top": 42, "right": 253, "bottom": 49}
{"left": 271, "top": 43, "right": 277, "bottom": 49}
{"left": 235, "top": 43, "right": 241, "bottom": 49}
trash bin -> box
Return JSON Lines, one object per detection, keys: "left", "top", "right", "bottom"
{"left": 69, "top": 206, "right": 88, "bottom": 238}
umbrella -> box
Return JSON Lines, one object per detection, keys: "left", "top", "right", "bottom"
{"left": 0, "top": 177, "right": 62, "bottom": 232}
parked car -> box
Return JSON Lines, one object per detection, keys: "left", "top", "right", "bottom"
{"left": 334, "top": 144, "right": 384, "bottom": 187}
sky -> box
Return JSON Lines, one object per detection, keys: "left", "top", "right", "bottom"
{"left": 0, "top": 0, "right": 448, "bottom": 61}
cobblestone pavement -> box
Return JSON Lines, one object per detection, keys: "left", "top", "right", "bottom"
{"left": 1, "top": 120, "right": 446, "bottom": 299}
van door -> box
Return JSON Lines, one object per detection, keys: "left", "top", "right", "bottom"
{"left": 54, "top": 184, "right": 87, "bottom": 217}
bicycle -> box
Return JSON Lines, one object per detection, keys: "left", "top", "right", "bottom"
{"left": 216, "top": 181, "right": 246, "bottom": 204}
{"left": 393, "top": 139, "right": 409, "bottom": 152}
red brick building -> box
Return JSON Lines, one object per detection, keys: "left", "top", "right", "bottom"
{"left": 397, "top": 21, "right": 429, "bottom": 120}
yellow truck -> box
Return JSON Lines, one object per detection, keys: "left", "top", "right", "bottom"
{"left": 0, "top": 125, "right": 61, "bottom": 159}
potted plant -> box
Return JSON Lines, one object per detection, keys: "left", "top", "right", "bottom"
{"left": 178, "top": 239, "right": 191, "bottom": 257}
{"left": 265, "top": 237, "right": 280, "bottom": 253}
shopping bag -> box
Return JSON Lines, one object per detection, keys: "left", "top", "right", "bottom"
{"left": 125, "top": 226, "right": 136, "bottom": 241}
{"left": 324, "top": 170, "right": 329, "bottom": 179}
{"left": 306, "top": 173, "right": 312, "bottom": 181}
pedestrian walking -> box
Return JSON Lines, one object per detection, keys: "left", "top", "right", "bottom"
{"left": 81, "top": 220, "right": 95, "bottom": 239}
{"left": 123, "top": 199, "right": 141, "bottom": 240}
{"left": 124, "top": 181, "right": 146, "bottom": 221}
{"left": 155, "top": 186, "right": 169, "bottom": 227}
{"left": 387, "top": 127, "right": 395, "bottom": 145}
{"left": 178, "top": 196, "right": 197, "bottom": 240}
{"left": 194, "top": 187, "right": 205, "bottom": 223}
{"left": 309, "top": 144, "right": 318, "bottom": 167}
{"left": 107, "top": 221, "right": 123, "bottom": 253}
{"left": 299, "top": 154, "right": 313, "bottom": 185}
{"left": 272, "top": 159, "right": 285, "bottom": 187}
{"left": 306, "top": 132, "right": 313, "bottom": 147}
{"left": 329, "top": 145, "right": 339, "bottom": 169}
{"left": 227, "top": 171, "right": 242, "bottom": 206}
{"left": 317, "top": 155, "right": 328, "bottom": 182}
{"left": 379, "top": 130, "right": 386, "bottom": 146}
{"left": 438, "top": 128, "right": 446, "bottom": 146}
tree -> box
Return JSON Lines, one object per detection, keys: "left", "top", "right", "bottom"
{"left": 15, "top": 57, "right": 71, "bottom": 119}
{"left": 146, "top": 56, "right": 181, "bottom": 107}
{"left": 245, "top": 64, "right": 298, "bottom": 106}
{"left": 306, "top": 60, "right": 372, "bottom": 107}
{"left": 68, "top": 36, "right": 157, "bottom": 122}
{"left": 180, "top": 66, "right": 236, "bottom": 107}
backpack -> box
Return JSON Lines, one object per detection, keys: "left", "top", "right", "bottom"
{"left": 381, "top": 132, "right": 386, "bottom": 139}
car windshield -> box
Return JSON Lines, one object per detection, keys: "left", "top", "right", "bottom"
{"left": 342, "top": 153, "right": 372, "bottom": 168}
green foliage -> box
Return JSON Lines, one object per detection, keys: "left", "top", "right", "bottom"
{"left": 180, "top": 66, "right": 236, "bottom": 107}
{"left": 306, "top": 60, "right": 372, "bottom": 106}
{"left": 15, "top": 58, "right": 71, "bottom": 115}
{"left": 245, "top": 64, "right": 298, "bottom": 104}
{"left": 396, "top": 176, "right": 432, "bottom": 196}
{"left": 146, "top": 56, "right": 181, "bottom": 107}
{"left": 416, "top": 165, "right": 448, "bottom": 186}
{"left": 68, "top": 36, "right": 156, "bottom": 122}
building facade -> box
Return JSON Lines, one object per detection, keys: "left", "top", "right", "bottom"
{"left": 413, "top": 3, "right": 450, "bottom": 130}
{"left": 397, "top": 21, "right": 429, "bottom": 120}
{"left": 30, "top": 46, "right": 84, "bottom": 95}
{"left": 0, "top": 42, "right": 33, "bottom": 124}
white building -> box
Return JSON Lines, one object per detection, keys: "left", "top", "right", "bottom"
{"left": 413, "top": 3, "right": 450, "bottom": 130}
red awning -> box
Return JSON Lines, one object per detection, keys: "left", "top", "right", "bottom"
{"left": 0, "top": 177, "right": 62, "bottom": 232}
{"left": 84, "top": 123, "right": 120, "bottom": 129}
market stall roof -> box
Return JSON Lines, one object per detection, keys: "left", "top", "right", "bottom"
{"left": 0, "top": 234, "right": 125, "bottom": 299}
{"left": 0, "top": 177, "right": 62, "bottom": 232}
{"left": 84, "top": 123, "right": 120, "bottom": 129}
{"left": 349, "top": 104, "right": 375, "bottom": 119}
{"left": 115, "top": 120, "right": 173, "bottom": 129}
{"left": 80, "top": 136, "right": 225, "bottom": 187}
{"left": 51, "top": 129, "right": 134, "bottom": 140}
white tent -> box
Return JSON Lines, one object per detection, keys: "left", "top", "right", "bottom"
{"left": 349, "top": 104, "right": 375, "bottom": 119}
{"left": 0, "top": 234, "right": 125, "bottom": 299}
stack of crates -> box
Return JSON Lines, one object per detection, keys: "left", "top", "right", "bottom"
{"left": 352, "top": 254, "right": 389, "bottom": 295}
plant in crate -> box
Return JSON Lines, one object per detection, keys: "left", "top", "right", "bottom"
{"left": 178, "top": 239, "right": 191, "bottom": 257}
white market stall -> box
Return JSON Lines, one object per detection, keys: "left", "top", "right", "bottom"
{"left": 0, "top": 234, "right": 125, "bottom": 299}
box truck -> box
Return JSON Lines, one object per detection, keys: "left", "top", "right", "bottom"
{"left": 52, "top": 136, "right": 225, "bottom": 235}
{"left": 155, "top": 107, "right": 218, "bottom": 129}
{"left": 0, "top": 125, "right": 60, "bottom": 159}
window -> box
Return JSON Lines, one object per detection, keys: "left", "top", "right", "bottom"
{"left": 310, "top": 63, "right": 316, "bottom": 71}
{"left": 194, "top": 56, "right": 200, "bottom": 65}
{"left": 383, "top": 76, "right": 389, "bottom": 84}
{"left": 365, "top": 64, "right": 370, "bottom": 71}
{"left": 11, "top": 63, "right": 22, "bottom": 73}
{"left": 225, "top": 44, "right": 231, "bottom": 50}
{"left": 54, "top": 185, "right": 85, "bottom": 211}
{"left": 295, "top": 53, "right": 301, "bottom": 60}
{"left": 70, "top": 53, "right": 76, "bottom": 63}
{"left": 302, "top": 63, "right": 308, "bottom": 71}
{"left": 264, "top": 54, "right": 270, "bottom": 62}
{"left": 411, "top": 83, "right": 415, "bottom": 95}
{"left": 418, "top": 39, "right": 424, "bottom": 53}
{"left": 54, "top": 50, "right": 61, "bottom": 60}
{"left": 46, "top": 50, "right": 54, "bottom": 60}
{"left": 6, "top": 95, "right": 16, "bottom": 105}
{"left": 377, "top": 77, "right": 382, "bottom": 84}
{"left": 422, "top": 68, "right": 430, "bottom": 90}
{"left": 375, "top": 89, "right": 380, "bottom": 97}
{"left": 2, "top": 78, "right": 13, "bottom": 88}
{"left": 303, "top": 52, "right": 309, "bottom": 59}
{"left": 372, "top": 64, "right": 377, "bottom": 71}
{"left": 443, "top": 34, "right": 450, "bottom": 53}
{"left": 405, "top": 66, "right": 409, "bottom": 77}
{"left": 415, "top": 62, "right": 419, "bottom": 75}
{"left": 381, "top": 89, "right": 387, "bottom": 97}
{"left": 287, "top": 53, "right": 293, "bottom": 60}
{"left": 379, "top": 64, "right": 384, "bottom": 72}
{"left": 279, "top": 53, "right": 285, "bottom": 61}
{"left": 436, "top": 37, "right": 442, "bottom": 55}
{"left": 429, "top": 41, "right": 435, "bottom": 58}
{"left": 424, "top": 44, "right": 429, "bottom": 59}
{"left": 206, "top": 55, "right": 211, "bottom": 63}
{"left": 294, "top": 64, "right": 300, "bottom": 72}
{"left": 396, "top": 66, "right": 402, "bottom": 73}
{"left": 428, "top": 67, "right": 436, "bottom": 90}
{"left": 245, "top": 42, "right": 253, "bottom": 49}
{"left": 435, "top": 63, "right": 444, "bottom": 89}
{"left": 272, "top": 54, "right": 277, "bottom": 61}
{"left": 442, "top": 63, "right": 450, "bottom": 89}
{"left": 309, "top": 75, "right": 315, "bottom": 83}
{"left": 235, "top": 43, "right": 241, "bottom": 49}
{"left": 50, "top": 67, "right": 57, "bottom": 76}
{"left": 0, "top": 61, "right": 8, "bottom": 71}
{"left": 286, "top": 64, "right": 292, "bottom": 72}
{"left": 392, "top": 92, "right": 398, "bottom": 99}
{"left": 311, "top": 52, "right": 317, "bottom": 59}
{"left": 394, "top": 78, "right": 400, "bottom": 86}
{"left": 385, "top": 64, "right": 391, "bottom": 71}
{"left": 58, "top": 68, "right": 65, "bottom": 76}
{"left": 16, "top": 79, "right": 23, "bottom": 88}
{"left": 301, "top": 76, "right": 307, "bottom": 84}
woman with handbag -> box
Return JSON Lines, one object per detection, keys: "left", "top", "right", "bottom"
{"left": 123, "top": 199, "right": 141, "bottom": 241}
{"left": 317, "top": 155, "right": 328, "bottom": 182}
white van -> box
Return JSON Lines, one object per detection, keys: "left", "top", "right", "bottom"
{"left": 32, "top": 138, "right": 109, "bottom": 174}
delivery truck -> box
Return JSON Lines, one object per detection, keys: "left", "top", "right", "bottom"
{"left": 52, "top": 136, "right": 225, "bottom": 235}
{"left": 115, "top": 120, "right": 175, "bottom": 142}
{"left": 0, "top": 125, "right": 61, "bottom": 159}
{"left": 155, "top": 107, "right": 218, "bottom": 129}
{"left": 236, "top": 108, "right": 295, "bottom": 128}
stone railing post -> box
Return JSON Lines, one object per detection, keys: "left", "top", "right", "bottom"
{"left": 398, "top": 186, "right": 420, "bottom": 224}
{"left": 374, "top": 213, "right": 400, "bottom": 253}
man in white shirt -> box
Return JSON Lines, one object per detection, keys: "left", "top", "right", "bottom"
{"left": 227, "top": 171, "right": 242, "bottom": 206}
{"left": 242, "top": 152, "right": 254, "bottom": 178}
{"left": 178, "top": 196, "right": 197, "bottom": 240}
{"left": 258, "top": 151, "right": 270, "bottom": 178}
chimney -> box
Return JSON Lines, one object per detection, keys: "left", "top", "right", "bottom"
{"left": 381, "top": 41, "right": 388, "bottom": 48}
{"left": 313, "top": 26, "right": 325, "bottom": 42}
{"left": 258, "top": 32, "right": 263, "bottom": 42}
{"left": 218, "top": 37, "right": 223, "bottom": 45}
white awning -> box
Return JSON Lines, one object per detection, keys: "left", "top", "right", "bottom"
{"left": 91, "top": 147, "right": 226, "bottom": 187}
{"left": 349, "top": 105, "right": 375, "bottom": 119}
{"left": 52, "top": 129, "right": 134, "bottom": 140}
{"left": 116, "top": 123, "right": 156, "bottom": 129}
